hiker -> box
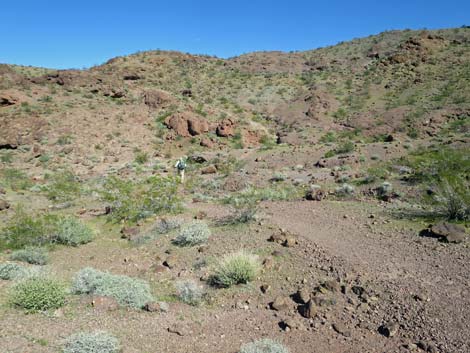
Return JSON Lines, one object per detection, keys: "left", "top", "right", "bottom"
{"left": 175, "top": 157, "right": 187, "bottom": 183}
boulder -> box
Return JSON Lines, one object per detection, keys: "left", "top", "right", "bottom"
{"left": 165, "top": 112, "right": 209, "bottom": 137}
{"left": 271, "top": 296, "right": 290, "bottom": 311}
{"left": 299, "top": 300, "right": 317, "bottom": 318}
{"left": 187, "top": 116, "right": 209, "bottom": 136}
{"left": 91, "top": 296, "right": 119, "bottom": 311}
{"left": 430, "top": 222, "right": 466, "bottom": 243}
{"left": 0, "top": 199, "right": 10, "bottom": 211}
{"left": 201, "top": 165, "right": 217, "bottom": 174}
{"left": 143, "top": 89, "right": 174, "bottom": 109}
{"left": 216, "top": 119, "right": 235, "bottom": 137}
{"left": 0, "top": 93, "right": 19, "bottom": 107}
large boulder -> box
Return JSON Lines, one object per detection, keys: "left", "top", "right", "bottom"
{"left": 164, "top": 112, "right": 209, "bottom": 137}
{"left": 216, "top": 119, "right": 235, "bottom": 137}
{"left": 143, "top": 90, "right": 174, "bottom": 109}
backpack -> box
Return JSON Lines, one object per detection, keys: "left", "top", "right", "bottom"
{"left": 177, "top": 160, "right": 186, "bottom": 170}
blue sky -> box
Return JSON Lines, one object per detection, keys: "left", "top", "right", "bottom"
{"left": 2, "top": 0, "right": 469, "bottom": 69}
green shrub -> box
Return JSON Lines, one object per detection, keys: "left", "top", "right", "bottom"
{"left": 63, "top": 331, "right": 121, "bottom": 353}
{"left": 335, "top": 183, "right": 355, "bottom": 196}
{"left": 99, "top": 175, "right": 182, "bottom": 223}
{"left": 44, "top": 170, "right": 81, "bottom": 202}
{"left": 10, "top": 277, "right": 66, "bottom": 312}
{"left": 0, "top": 168, "right": 33, "bottom": 191}
{"left": 0, "top": 262, "right": 30, "bottom": 280}
{"left": 239, "top": 339, "right": 289, "bottom": 353}
{"left": 173, "top": 221, "right": 210, "bottom": 246}
{"left": 376, "top": 182, "right": 393, "bottom": 200}
{"left": 10, "top": 247, "right": 49, "bottom": 265}
{"left": 425, "top": 177, "right": 470, "bottom": 221}
{"left": 0, "top": 210, "right": 59, "bottom": 250}
{"left": 55, "top": 217, "right": 94, "bottom": 246}
{"left": 176, "top": 280, "right": 204, "bottom": 306}
{"left": 0, "top": 210, "right": 92, "bottom": 250}
{"left": 72, "top": 267, "right": 153, "bottom": 309}
{"left": 211, "top": 252, "right": 260, "bottom": 287}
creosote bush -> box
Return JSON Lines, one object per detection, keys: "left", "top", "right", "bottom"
{"left": 56, "top": 217, "right": 94, "bottom": 246}
{"left": 10, "top": 277, "right": 66, "bottom": 312}
{"left": 176, "top": 280, "right": 204, "bottom": 306}
{"left": 99, "top": 175, "right": 182, "bottom": 223}
{"left": 44, "top": 170, "right": 81, "bottom": 202}
{"left": 72, "top": 267, "right": 153, "bottom": 309}
{"left": 0, "top": 209, "right": 93, "bottom": 250}
{"left": 63, "top": 331, "right": 121, "bottom": 353}
{"left": 10, "top": 247, "right": 49, "bottom": 265}
{"left": 239, "top": 339, "right": 289, "bottom": 353}
{"left": 211, "top": 252, "right": 260, "bottom": 287}
{"left": 173, "top": 221, "right": 210, "bottom": 246}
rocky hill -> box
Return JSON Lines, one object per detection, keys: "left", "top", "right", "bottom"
{"left": 0, "top": 27, "right": 469, "bottom": 353}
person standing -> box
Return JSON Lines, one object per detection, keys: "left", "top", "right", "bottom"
{"left": 175, "top": 157, "right": 187, "bottom": 183}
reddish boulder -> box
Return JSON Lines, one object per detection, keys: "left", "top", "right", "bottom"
{"left": 216, "top": 119, "right": 235, "bottom": 137}
{"left": 143, "top": 90, "right": 174, "bottom": 109}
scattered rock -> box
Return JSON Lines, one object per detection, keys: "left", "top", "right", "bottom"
{"left": 201, "top": 165, "right": 217, "bottom": 174}
{"left": 332, "top": 322, "right": 351, "bottom": 337}
{"left": 299, "top": 300, "right": 317, "bottom": 319}
{"left": 163, "top": 255, "right": 178, "bottom": 269}
{"left": 260, "top": 284, "right": 271, "bottom": 294}
{"left": 216, "top": 119, "right": 235, "bottom": 137}
{"left": 379, "top": 322, "right": 399, "bottom": 337}
{"left": 120, "top": 226, "right": 140, "bottom": 240}
{"left": 296, "top": 288, "right": 311, "bottom": 304}
{"left": 430, "top": 222, "right": 467, "bottom": 243}
{"left": 91, "top": 296, "right": 119, "bottom": 311}
{"left": 0, "top": 199, "right": 10, "bottom": 211}
{"left": 417, "top": 341, "right": 438, "bottom": 353}
{"left": 271, "top": 296, "right": 290, "bottom": 311}
{"left": 145, "top": 301, "right": 169, "bottom": 313}
{"left": 167, "top": 324, "right": 189, "bottom": 336}
{"left": 322, "top": 279, "right": 341, "bottom": 293}
{"left": 268, "top": 229, "right": 298, "bottom": 247}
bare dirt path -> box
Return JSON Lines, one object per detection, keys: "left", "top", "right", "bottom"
{"left": 265, "top": 200, "right": 470, "bottom": 353}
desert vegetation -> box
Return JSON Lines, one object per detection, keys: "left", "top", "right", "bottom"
{"left": 0, "top": 27, "right": 469, "bottom": 353}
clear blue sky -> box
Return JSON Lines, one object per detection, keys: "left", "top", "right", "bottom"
{"left": 2, "top": 0, "right": 469, "bottom": 69}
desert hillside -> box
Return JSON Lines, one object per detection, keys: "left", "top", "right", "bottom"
{"left": 0, "top": 27, "right": 469, "bottom": 353}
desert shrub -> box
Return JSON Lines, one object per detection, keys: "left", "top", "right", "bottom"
{"left": 0, "top": 168, "right": 33, "bottom": 191}
{"left": 10, "top": 247, "right": 49, "bottom": 265}
{"left": 239, "top": 339, "right": 289, "bottom": 353}
{"left": 10, "top": 277, "right": 66, "bottom": 312}
{"left": 397, "top": 146, "right": 470, "bottom": 220}
{"left": 399, "top": 146, "right": 469, "bottom": 184}
{"left": 0, "top": 209, "right": 59, "bottom": 250}
{"left": 0, "top": 210, "right": 92, "bottom": 250}
{"left": 425, "top": 177, "right": 470, "bottom": 221}
{"left": 336, "top": 141, "right": 355, "bottom": 154}
{"left": 99, "top": 175, "right": 182, "bottom": 223}
{"left": 55, "top": 217, "right": 94, "bottom": 246}
{"left": 134, "top": 151, "right": 149, "bottom": 165}
{"left": 211, "top": 252, "right": 260, "bottom": 288}
{"left": 0, "top": 262, "right": 30, "bottom": 280}
{"left": 173, "top": 221, "right": 210, "bottom": 246}
{"left": 72, "top": 267, "right": 153, "bottom": 309}
{"left": 376, "top": 182, "right": 393, "bottom": 200}
{"left": 63, "top": 331, "right": 120, "bottom": 353}
{"left": 176, "top": 280, "right": 204, "bottom": 306}
{"left": 335, "top": 183, "right": 355, "bottom": 196}
{"left": 222, "top": 185, "right": 305, "bottom": 224}
{"left": 44, "top": 170, "right": 81, "bottom": 202}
